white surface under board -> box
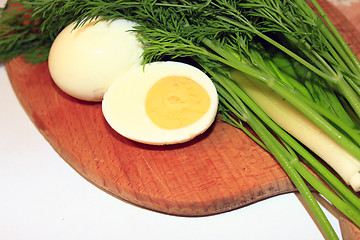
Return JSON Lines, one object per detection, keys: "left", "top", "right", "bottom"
{"left": 0, "top": 0, "right": 343, "bottom": 239}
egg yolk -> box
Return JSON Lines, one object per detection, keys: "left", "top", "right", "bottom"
{"left": 145, "top": 76, "right": 211, "bottom": 129}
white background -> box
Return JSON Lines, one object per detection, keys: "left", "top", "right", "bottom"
{"left": 0, "top": 0, "right": 344, "bottom": 239}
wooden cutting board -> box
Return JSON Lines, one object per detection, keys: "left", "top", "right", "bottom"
{"left": 4, "top": 0, "right": 360, "bottom": 237}
{"left": 6, "top": 56, "right": 295, "bottom": 215}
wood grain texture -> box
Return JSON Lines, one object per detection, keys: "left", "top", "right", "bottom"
{"left": 340, "top": 217, "right": 360, "bottom": 240}
{"left": 4, "top": 0, "right": 360, "bottom": 237}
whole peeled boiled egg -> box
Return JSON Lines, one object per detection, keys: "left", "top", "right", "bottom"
{"left": 102, "top": 61, "right": 218, "bottom": 145}
{"left": 48, "top": 18, "right": 144, "bottom": 101}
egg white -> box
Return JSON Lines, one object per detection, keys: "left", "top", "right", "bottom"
{"left": 48, "top": 18, "right": 144, "bottom": 102}
{"left": 102, "top": 61, "right": 219, "bottom": 145}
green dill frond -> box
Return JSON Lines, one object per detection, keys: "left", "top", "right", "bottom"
{"left": 0, "top": 1, "right": 47, "bottom": 62}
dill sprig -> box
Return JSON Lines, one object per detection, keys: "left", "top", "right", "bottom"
{"left": 0, "top": 1, "right": 49, "bottom": 63}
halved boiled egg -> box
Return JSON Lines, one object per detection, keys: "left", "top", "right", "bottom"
{"left": 48, "top": 18, "right": 144, "bottom": 101}
{"left": 102, "top": 61, "right": 218, "bottom": 145}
